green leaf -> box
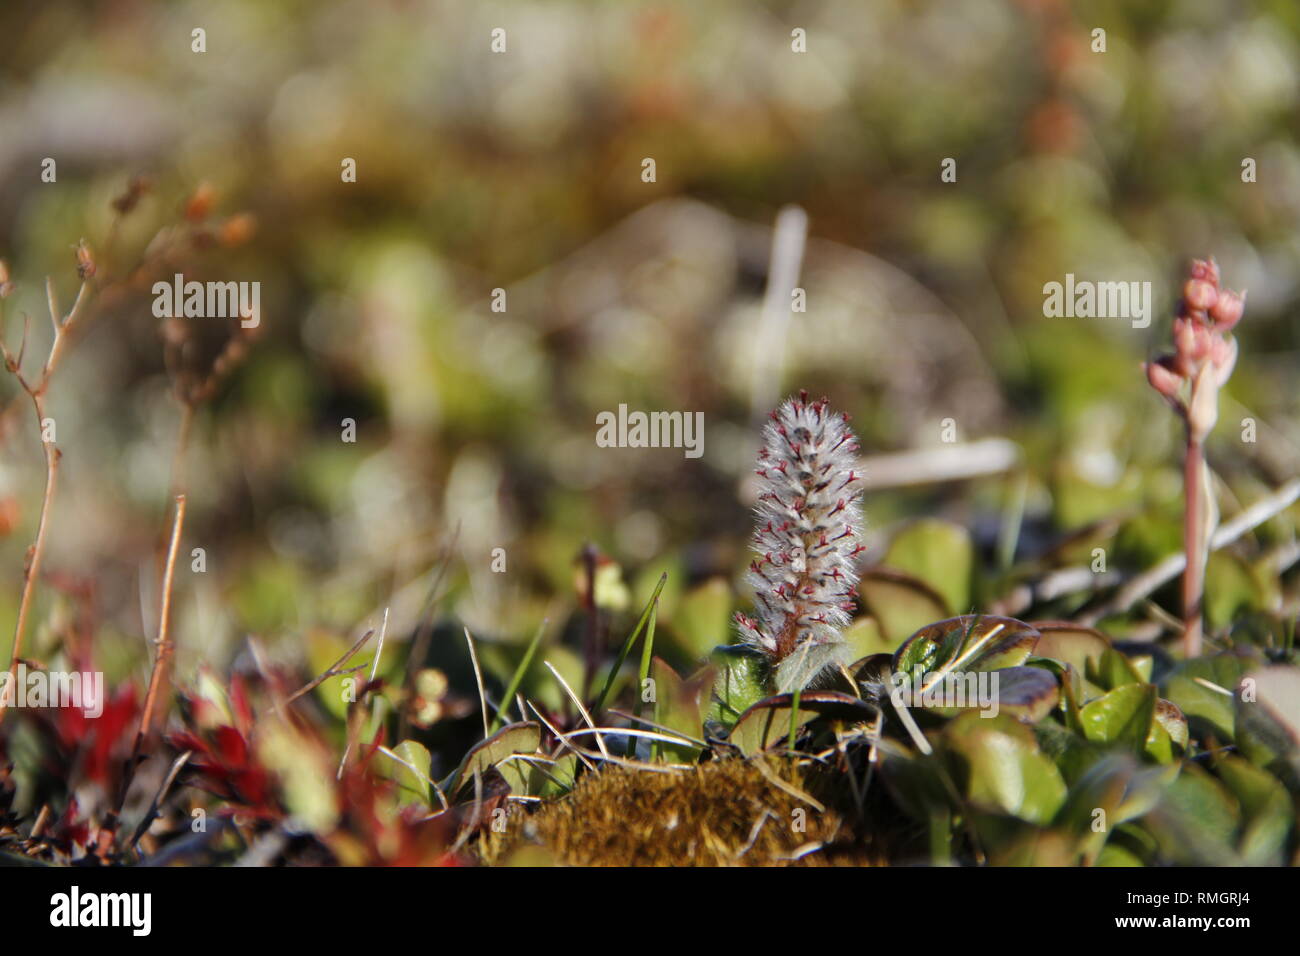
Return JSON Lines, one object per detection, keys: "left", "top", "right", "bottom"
{"left": 943, "top": 715, "right": 1067, "bottom": 824}
{"left": 1161, "top": 654, "right": 1249, "bottom": 742}
{"left": 1086, "top": 647, "right": 1146, "bottom": 691}
{"left": 893, "top": 615, "right": 1040, "bottom": 681}
{"left": 646, "top": 657, "right": 712, "bottom": 762}
{"left": 1078, "top": 683, "right": 1157, "bottom": 752}
{"left": 1096, "top": 844, "right": 1144, "bottom": 866}
{"left": 592, "top": 573, "right": 667, "bottom": 716}
{"left": 1057, "top": 755, "right": 1176, "bottom": 863}
{"left": 858, "top": 569, "right": 949, "bottom": 644}
{"left": 675, "top": 578, "right": 732, "bottom": 660}
{"left": 257, "top": 723, "right": 339, "bottom": 832}
{"left": 881, "top": 518, "right": 973, "bottom": 615}
{"left": 490, "top": 619, "right": 546, "bottom": 733}
{"left": 841, "top": 616, "right": 896, "bottom": 660}
{"left": 1215, "top": 755, "right": 1293, "bottom": 865}
{"left": 1236, "top": 665, "right": 1300, "bottom": 773}
{"left": 987, "top": 666, "right": 1060, "bottom": 722}
{"left": 1144, "top": 763, "right": 1242, "bottom": 865}
{"left": 445, "top": 721, "right": 542, "bottom": 794}
{"left": 729, "top": 691, "right": 874, "bottom": 756}
{"left": 497, "top": 751, "right": 577, "bottom": 798}
{"left": 381, "top": 739, "right": 433, "bottom": 807}
{"left": 1035, "top": 719, "right": 1105, "bottom": 785}
{"left": 1031, "top": 621, "right": 1111, "bottom": 675}
{"left": 1204, "top": 552, "right": 1269, "bottom": 632}
{"left": 708, "top": 644, "right": 769, "bottom": 730}
{"left": 1152, "top": 698, "right": 1188, "bottom": 749}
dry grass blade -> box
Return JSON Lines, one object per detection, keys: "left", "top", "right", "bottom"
{"left": 752, "top": 757, "right": 826, "bottom": 812}
{"left": 526, "top": 701, "right": 596, "bottom": 772}
{"left": 129, "top": 750, "right": 192, "bottom": 850}
{"left": 607, "top": 707, "right": 708, "bottom": 748}
{"left": 284, "top": 628, "right": 375, "bottom": 706}
{"left": 464, "top": 626, "right": 490, "bottom": 739}
{"left": 558, "top": 727, "right": 698, "bottom": 749}
{"left": 544, "top": 659, "right": 608, "bottom": 758}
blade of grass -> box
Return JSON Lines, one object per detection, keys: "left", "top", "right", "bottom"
{"left": 627, "top": 598, "right": 659, "bottom": 758}
{"left": 997, "top": 470, "right": 1028, "bottom": 572}
{"left": 464, "top": 626, "right": 490, "bottom": 739}
{"left": 397, "top": 523, "right": 460, "bottom": 739}
{"left": 490, "top": 618, "right": 548, "bottom": 733}
{"left": 592, "top": 572, "right": 666, "bottom": 717}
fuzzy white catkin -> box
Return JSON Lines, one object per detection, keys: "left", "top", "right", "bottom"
{"left": 735, "top": 393, "right": 865, "bottom": 691}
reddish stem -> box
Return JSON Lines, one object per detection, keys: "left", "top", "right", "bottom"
{"left": 1181, "top": 434, "right": 1205, "bottom": 657}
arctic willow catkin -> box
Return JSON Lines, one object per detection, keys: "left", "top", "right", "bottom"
{"left": 735, "top": 392, "right": 865, "bottom": 692}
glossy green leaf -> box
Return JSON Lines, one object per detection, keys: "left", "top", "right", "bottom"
{"left": 881, "top": 518, "right": 973, "bottom": 614}
{"left": 1086, "top": 647, "right": 1146, "bottom": 692}
{"left": 1078, "top": 683, "right": 1156, "bottom": 752}
{"left": 708, "top": 644, "right": 768, "bottom": 730}
{"left": 893, "top": 615, "right": 1040, "bottom": 681}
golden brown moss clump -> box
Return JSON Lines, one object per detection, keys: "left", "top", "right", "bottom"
{"left": 492, "top": 758, "right": 882, "bottom": 866}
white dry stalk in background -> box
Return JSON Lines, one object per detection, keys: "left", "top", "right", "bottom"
{"left": 749, "top": 205, "right": 808, "bottom": 421}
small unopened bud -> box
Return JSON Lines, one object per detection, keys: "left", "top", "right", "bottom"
{"left": 185, "top": 182, "right": 216, "bottom": 222}
{"left": 1172, "top": 317, "right": 1197, "bottom": 373}
{"left": 217, "top": 213, "right": 257, "bottom": 246}
{"left": 1189, "top": 258, "right": 1220, "bottom": 286}
{"left": 111, "top": 175, "right": 152, "bottom": 215}
{"left": 1183, "top": 278, "right": 1217, "bottom": 312}
{"left": 0, "top": 260, "right": 11, "bottom": 298}
{"left": 0, "top": 496, "right": 17, "bottom": 537}
{"left": 1145, "top": 358, "right": 1183, "bottom": 400}
{"left": 75, "top": 240, "right": 96, "bottom": 279}
{"left": 1209, "top": 335, "right": 1238, "bottom": 387}
{"left": 1209, "top": 289, "right": 1244, "bottom": 329}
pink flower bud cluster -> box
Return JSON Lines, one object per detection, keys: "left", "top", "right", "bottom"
{"left": 735, "top": 392, "right": 865, "bottom": 669}
{"left": 1143, "top": 258, "right": 1244, "bottom": 441}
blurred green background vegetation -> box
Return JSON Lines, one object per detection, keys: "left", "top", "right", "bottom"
{"left": 1, "top": 0, "right": 1298, "bottom": 731}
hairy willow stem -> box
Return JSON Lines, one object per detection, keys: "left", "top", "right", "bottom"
{"left": 0, "top": 277, "right": 92, "bottom": 722}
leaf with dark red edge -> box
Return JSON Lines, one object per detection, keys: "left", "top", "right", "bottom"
{"left": 729, "top": 690, "right": 875, "bottom": 755}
